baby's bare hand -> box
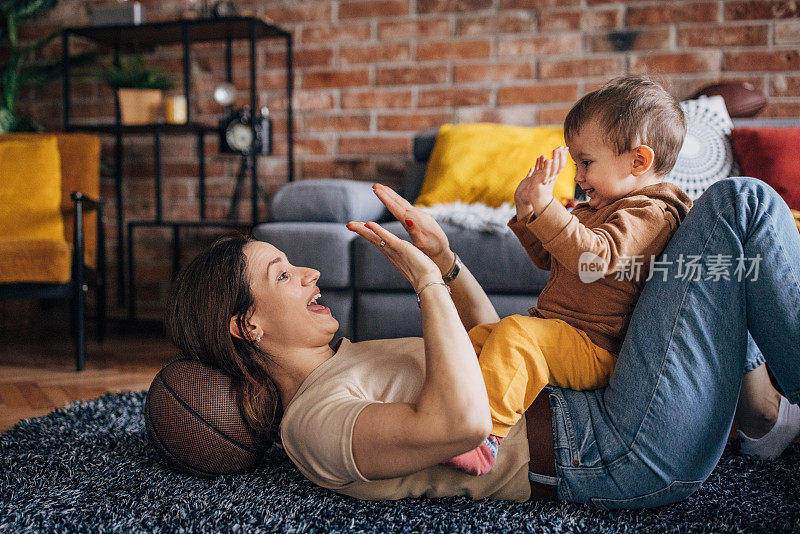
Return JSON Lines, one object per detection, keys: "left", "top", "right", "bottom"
{"left": 514, "top": 146, "right": 568, "bottom": 216}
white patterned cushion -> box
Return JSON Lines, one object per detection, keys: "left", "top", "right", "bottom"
{"left": 665, "top": 95, "right": 738, "bottom": 200}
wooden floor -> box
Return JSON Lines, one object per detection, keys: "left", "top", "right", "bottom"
{"left": 0, "top": 318, "right": 174, "bottom": 433}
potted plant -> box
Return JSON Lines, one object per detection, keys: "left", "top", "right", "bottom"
{"left": 102, "top": 55, "right": 174, "bottom": 125}
{"left": 0, "top": 0, "right": 95, "bottom": 132}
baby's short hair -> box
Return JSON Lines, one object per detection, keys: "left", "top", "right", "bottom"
{"left": 564, "top": 75, "right": 686, "bottom": 176}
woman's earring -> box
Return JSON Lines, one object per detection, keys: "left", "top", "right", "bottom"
{"left": 255, "top": 336, "right": 262, "bottom": 343}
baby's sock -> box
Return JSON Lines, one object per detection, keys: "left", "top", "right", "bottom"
{"left": 441, "top": 435, "right": 503, "bottom": 476}
{"left": 738, "top": 396, "right": 800, "bottom": 460}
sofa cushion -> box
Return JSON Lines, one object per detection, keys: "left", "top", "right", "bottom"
{"left": 0, "top": 133, "right": 101, "bottom": 269}
{"left": 270, "top": 179, "right": 388, "bottom": 223}
{"left": 414, "top": 123, "right": 576, "bottom": 208}
{"left": 0, "top": 137, "right": 64, "bottom": 244}
{"left": 353, "top": 221, "right": 549, "bottom": 293}
{"left": 251, "top": 222, "right": 356, "bottom": 289}
{"left": 731, "top": 127, "right": 800, "bottom": 211}
{"left": 0, "top": 238, "right": 71, "bottom": 284}
{"left": 355, "top": 292, "right": 421, "bottom": 340}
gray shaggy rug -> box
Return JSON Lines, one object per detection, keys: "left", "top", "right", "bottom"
{"left": 1, "top": 391, "right": 799, "bottom": 533}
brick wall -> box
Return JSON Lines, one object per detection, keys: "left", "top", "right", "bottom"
{"left": 13, "top": 0, "right": 800, "bottom": 318}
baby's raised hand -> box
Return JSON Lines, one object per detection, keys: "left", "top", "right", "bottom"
{"left": 514, "top": 146, "right": 568, "bottom": 220}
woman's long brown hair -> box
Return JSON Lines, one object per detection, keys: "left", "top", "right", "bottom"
{"left": 165, "top": 235, "right": 282, "bottom": 440}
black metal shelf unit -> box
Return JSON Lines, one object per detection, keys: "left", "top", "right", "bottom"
{"left": 61, "top": 17, "right": 294, "bottom": 319}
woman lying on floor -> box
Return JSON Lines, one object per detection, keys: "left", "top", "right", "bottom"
{"left": 166, "top": 177, "right": 800, "bottom": 509}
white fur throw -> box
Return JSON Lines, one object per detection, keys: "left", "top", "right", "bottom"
{"left": 419, "top": 201, "right": 517, "bottom": 234}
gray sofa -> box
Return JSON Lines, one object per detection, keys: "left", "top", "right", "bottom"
{"left": 252, "top": 118, "right": 797, "bottom": 341}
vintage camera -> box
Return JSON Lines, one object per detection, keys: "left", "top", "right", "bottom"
{"left": 218, "top": 106, "right": 272, "bottom": 155}
{"left": 214, "top": 83, "right": 272, "bottom": 155}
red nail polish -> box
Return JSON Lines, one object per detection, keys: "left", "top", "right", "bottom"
{"left": 405, "top": 219, "right": 414, "bottom": 227}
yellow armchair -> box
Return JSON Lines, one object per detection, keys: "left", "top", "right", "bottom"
{"left": 0, "top": 133, "right": 105, "bottom": 371}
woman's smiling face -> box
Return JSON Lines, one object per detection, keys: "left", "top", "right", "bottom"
{"left": 243, "top": 241, "right": 339, "bottom": 352}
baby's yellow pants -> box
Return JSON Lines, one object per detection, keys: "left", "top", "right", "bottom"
{"left": 468, "top": 314, "right": 617, "bottom": 437}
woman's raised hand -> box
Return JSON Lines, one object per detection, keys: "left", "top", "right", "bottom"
{"left": 346, "top": 220, "right": 442, "bottom": 292}
{"left": 371, "top": 183, "right": 454, "bottom": 271}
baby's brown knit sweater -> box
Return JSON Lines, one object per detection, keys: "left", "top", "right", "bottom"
{"left": 508, "top": 182, "right": 693, "bottom": 355}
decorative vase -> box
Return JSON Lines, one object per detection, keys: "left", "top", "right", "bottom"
{"left": 117, "top": 88, "right": 163, "bottom": 125}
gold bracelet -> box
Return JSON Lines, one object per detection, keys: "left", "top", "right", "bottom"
{"left": 416, "top": 281, "right": 451, "bottom": 307}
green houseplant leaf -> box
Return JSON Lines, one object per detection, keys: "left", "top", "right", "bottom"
{"left": 101, "top": 55, "right": 175, "bottom": 91}
{"left": 0, "top": 0, "right": 93, "bottom": 132}
{"left": 0, "top": 3, "right": 174, "bottom": 133}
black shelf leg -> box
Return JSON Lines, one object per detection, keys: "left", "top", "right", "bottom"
{"left": 114, "top": 132, "right": 124, "bottom": 306}
{"left": 62, "top": 30, "right": 71, "bottom": 129}
{"left": 113, "top": 47, "right": 125, "bottom": 306}
{"left": 171, "top": 224, "right": 181, "bottom": 279}
{"left": 182, "top": 24, "right": 192, "bottom": 124}
{"left": 127, "top": 222, "right": 136, "bottom": 321}
{"left": 198, "top": 131, "right": 206, "bottom": 220}
{"left": 154, "top": 129, "right": 163, "bottom": 223}
{"left": 286, "top": 33, "right": 294, "bottom": 183}
{"left": 249, "top": 19, "right": 258, "bottom": 225}
{"left": 225, "top": 37, "right": 233, "bottom": 83}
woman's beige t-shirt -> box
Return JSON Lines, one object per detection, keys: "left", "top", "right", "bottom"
{"left": 279, "top": 337, "right": 532, "bottom": 502}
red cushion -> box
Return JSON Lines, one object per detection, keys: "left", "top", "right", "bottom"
{"left": 731, "top": 127, "right": 800, "bottom": 211}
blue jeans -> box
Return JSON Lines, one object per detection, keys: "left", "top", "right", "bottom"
{"left": 544, "top": 177, "right": 800, "bottom": 509}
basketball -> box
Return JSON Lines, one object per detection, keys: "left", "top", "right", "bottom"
{"left": 693, "top": 82, "right": 767, "bottom": 118}
{"left": 144, "top": 357, "right": 273, "bottom": 477}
